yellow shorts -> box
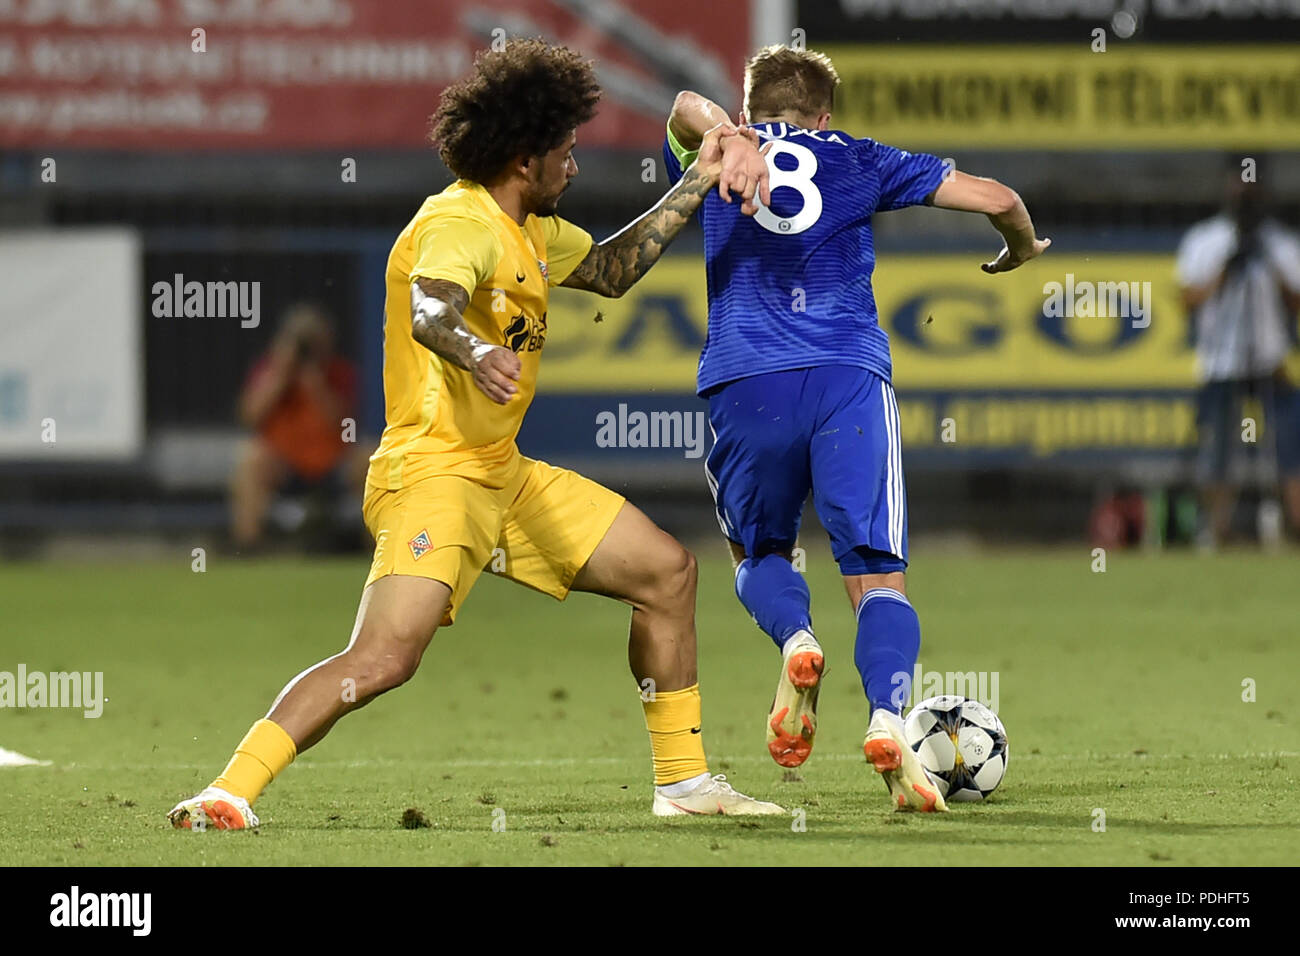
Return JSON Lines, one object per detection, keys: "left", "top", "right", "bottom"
{"left": 362, "top": 456, "right": 625, "bottom": 625}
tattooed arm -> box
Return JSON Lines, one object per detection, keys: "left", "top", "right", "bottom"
{"left": 669, "top": 90, "right": 771, "bottom": 215}
{"left": 562, "top": 124, "right": 748, "bottom": 298}
{"left": 410, "top": 277, "right": 521, "bottom": 404}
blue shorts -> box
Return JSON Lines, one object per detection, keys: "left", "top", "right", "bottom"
{"left": 704, "top": 366, "right": 908, "bottom": 576}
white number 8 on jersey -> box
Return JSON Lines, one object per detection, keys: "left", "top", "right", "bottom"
{"left": 753, "top": 140, "right": 822, "bottom": 236}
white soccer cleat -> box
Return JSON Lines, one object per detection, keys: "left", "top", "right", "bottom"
{"left": 863, "top": 709, "right": 948, "bottom": 813}
{"left": 652, "top": 774, "right": 786, "bottom": 817}
{"left": 766, "top": 629, "right": 824, "bottom": 768}
{"left": 167, "top": 785, "right": 260, "bottom": 830}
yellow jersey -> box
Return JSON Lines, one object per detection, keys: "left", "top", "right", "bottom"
{"left": 366, "top": 180, "right": 593, "bottom": 490}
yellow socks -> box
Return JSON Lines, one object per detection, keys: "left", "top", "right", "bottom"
{"left": 213, "top": 692, "right": 706, "bottom": 802}
{"left": 212, "top": 719, "right": 297, "bottom": 804}
{"left": 641, "top": 683, "right": 709, "bottom": 786}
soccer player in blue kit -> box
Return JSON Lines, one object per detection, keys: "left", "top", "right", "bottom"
{"left": 664, "top": 46, "right": 1050, "bottom": 811}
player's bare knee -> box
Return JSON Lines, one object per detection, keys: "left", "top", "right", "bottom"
{"left": 879, "top": 572, "right": 906, "bottom": 595}
{"left": 345, "top": 648, "right": 419, "bottom": 695}
{"left": 346, "top": 622, "right": 432, "bottom": 693}
{"left": 681, "top": 546, "right": 699, "bottom": 592}
{"left": 844, "top": 571, "right": 906, "bottom": 610}
{"left": 647, "top": 544, "right": 696, "bottom": 613}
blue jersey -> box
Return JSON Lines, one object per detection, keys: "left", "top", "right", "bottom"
{"left": 663, "top": 122, "right": 947, "bottom": 394}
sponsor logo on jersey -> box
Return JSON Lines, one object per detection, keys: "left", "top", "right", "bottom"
{"left": 504, "top": 310, "right": 548, "bottom": 353}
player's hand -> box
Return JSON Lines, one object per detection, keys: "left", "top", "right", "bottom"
{"left": 471, "top": 345, "right": 521, "bottom": 404}
{"left": 981, "top": 237, "right": 1051, "bottom": 274}
{"left": 719, "top": 130, "right": 772, "bottom": 216}
{"left": 272, "top": 317, "right": 309, "bottom": 361}
{"left": 694, "top": 122, "right": 742, "bottom": 183}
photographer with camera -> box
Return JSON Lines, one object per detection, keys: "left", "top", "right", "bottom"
{"left": 1177, "top": 158, "right": 1300, "bottom": 547}
{"left": 230, "top": 303, "right": 368, "bottom": 550}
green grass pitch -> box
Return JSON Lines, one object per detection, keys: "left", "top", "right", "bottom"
{"left": 1, "top": 547, "right": 1297, "bottom": 866}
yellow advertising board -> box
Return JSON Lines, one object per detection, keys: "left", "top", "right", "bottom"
{"left": 818, "top": 46, "right": 1300, "bottom": 149}
{"left": 539, "top": 253, "right": 1300, "bottom": 457}
{"left": 541, "top": 253, "right": 1199, "bottom": 392}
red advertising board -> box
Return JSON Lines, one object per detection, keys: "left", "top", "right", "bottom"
{"left": 0, "top": 0, "right": 749, "bottom": 150}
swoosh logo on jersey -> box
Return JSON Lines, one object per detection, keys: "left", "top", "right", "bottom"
{"left": 515, "top": 271, "right": 526, "bottom": 283}
{"left": 690, "top": 726, "right": 702, "bottom": 734}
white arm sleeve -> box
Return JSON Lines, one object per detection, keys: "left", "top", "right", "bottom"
{"left": 1264, "top": 225, "right": 1300, "bottom": 292}
{"left": 1176, "top": 221, "right": 1232, "bottom": 288}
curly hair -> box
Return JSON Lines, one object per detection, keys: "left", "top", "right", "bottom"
{"left": 432, "top": 39, "right": 602, "bottom": 184}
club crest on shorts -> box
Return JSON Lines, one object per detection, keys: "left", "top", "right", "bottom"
{"left": 408, "top": 529, "right": 432, "bottom": 561}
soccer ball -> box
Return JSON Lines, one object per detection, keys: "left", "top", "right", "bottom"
{"left": 903, "top": 695, "right": 1008, "bottom": 802}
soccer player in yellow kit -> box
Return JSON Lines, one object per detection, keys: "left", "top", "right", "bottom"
{"left": 168, "top": 40, "right": 783, "bottom": 828}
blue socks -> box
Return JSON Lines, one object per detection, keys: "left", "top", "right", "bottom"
{"left": 735, "top": 554, "right": 812, "bottom": 650}
{"left": 854, "top": 588, "right": 920, "bottom": 714}
{"left": 735, "top": 555, "right": 921, "bottom": 716}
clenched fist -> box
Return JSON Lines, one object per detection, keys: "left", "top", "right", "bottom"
{"left": 472, "top": 345, "right": 521, "bottom": 404}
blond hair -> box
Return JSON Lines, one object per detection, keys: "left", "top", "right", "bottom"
{"left": 743, "top": 45, "right": 840, "bottom": 122}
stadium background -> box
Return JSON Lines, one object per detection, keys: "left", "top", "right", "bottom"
{"left": 3, "top": 0, "right": 1300, "bottom": 554}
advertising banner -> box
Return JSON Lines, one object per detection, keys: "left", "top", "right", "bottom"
{"left": 821, "top": 45, "right": 1300, "bottom": 150}
{"left": 535, "top": 252, "right": 1279, "bottom": 462}
{"left": 0, "top": 229, "right": 143, "bottom": 460}
{"left": 0, "top": 0, "right": 747, "bottom": 150}
{"left": 796, "top": 1, "right": 1300, "bottom": 44}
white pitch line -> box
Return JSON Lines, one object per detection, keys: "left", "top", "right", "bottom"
{"left": 0, "top": 747, "right": 52, "bottom": 767}
{"left": 51, "top": 750, "right": 1300, "bottom": 772}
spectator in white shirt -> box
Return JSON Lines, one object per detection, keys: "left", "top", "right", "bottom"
{"left": 1177, "top": 161, "right": 1300, "bottom": 546}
